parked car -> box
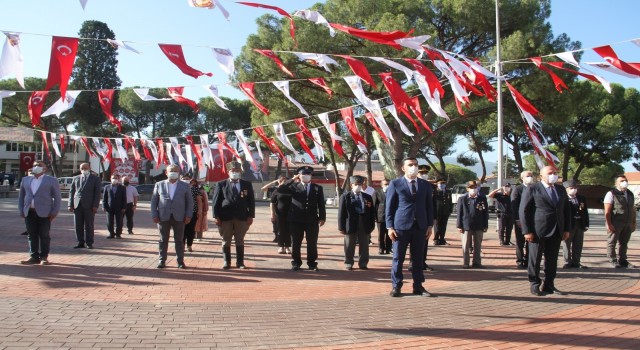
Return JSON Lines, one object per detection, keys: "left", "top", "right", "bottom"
{"left": 135, "top": 184, "right": 155, "bottom": 195}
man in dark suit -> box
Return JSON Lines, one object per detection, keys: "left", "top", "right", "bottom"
{"left": 278, "top": 166, "right": 326, "bottom": 271}
{"left": 373, "top": 178, "right": 392, "bottom": 254}
{"left": 489, "top": 183, "right": 514, "bottom": 246}
{"left": 338, "top": 176, "right": 376, "bottom": 270}
{"left": 511, "top": 170, "right": 535, "bottom": 269}
{"left": 562, "top": 180, "right": 589, "bottom": 269}
{"left": 151, "top": 165, "right": 193, "bottom": 269}
{"left": 18, "top": 160, "right": 62, "bottom": 265}
{"left": 520, "top": 166, "right": 571, "bottom": 296}
{"left": 456, "top": 180, "right": 489, "bottom": 268}
{"left": 212, "top": 161, "right": 255, "bottom": 269}
{"left": 103, "top": 174, "right": 127, "bottom": 239}
{"left": 386, "top": 157, "right": 435, "bottom": 297}
{"left": 68, "top": 163, "right": 101, "bottom": 249}
{"left": 433, "top": 178, "right": 453, "bottom": 246}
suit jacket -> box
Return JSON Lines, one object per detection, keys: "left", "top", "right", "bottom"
{"left": 68, "top": 174, "right": 101, "bottom": 210}
{"left": 372, "top": 188, "right": 386, "bottom": 223}
{"left": 519, "top": 182, "right": 571, "bottom": 238}
{"left": 385, "top": 177, "right": 434, "bottom": 231}
{"left": 211, "top": 179, "right": 255, "bottom": 221}
{"left": 278, "top": 180, "right": 326, "bottom": 223}
{"left": 338, "top": 191, "right": 376, "bottom": 234}
{"left": 510, "top": 184, "right": 527, "bottom": 221}
{"left": 18, "top": 175, "right": 62, "bottom": 217}
{"left": 456, "top": 194, "right": 489, "bottom": 231}
{"left": 568, "top": 194, "right": 589, "bottom": 230}
{"left": 150, "top": 180, "right": 194, "bottom": 222}
{"left": 103, "top": 184, "right": 127, "bottom": 212}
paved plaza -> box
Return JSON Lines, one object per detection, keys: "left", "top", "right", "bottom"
{"left": 0, "top": 197, "right": 639, "bottom": 349}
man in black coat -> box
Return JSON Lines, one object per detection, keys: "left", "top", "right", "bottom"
{"left": 562, "top": 180, "right": 589, "bottom": 269}
{"left": 278, "top": 166, "right": 326, "bottom": 271}
{"left": 511, "top": 170, "right": 535, "bottom": 269}
{"left": 68, "top": 163, "right": 101, "bottom": 248}
{"left": 520, "top": 166, "right": 571, "bottom": 296}
{"left": 212, "top": 161, "right": 255, "bottom": 269}
{"left": 103, "top": 174, "right": 127, "bottom": 239}
{"left": 489, "top": 183, "right": 514, "bottom": 246}
{"left": 433, "top": 178, "right": 453, "bottom": 245}
{"left": 338, "top": 176, "right": 376, "bottom": 270}
{"left": 373, "top": 178, "right": 392, "bottom": 254}
{"left": 456, "top": 181, "right": 489, "bottom": 268}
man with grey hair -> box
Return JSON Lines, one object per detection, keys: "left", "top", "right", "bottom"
{"left": 68, "top": 163, "right": 101, "bottom": 249}
{"left": 151, "top": 165, "right": 193, "bottom": 269}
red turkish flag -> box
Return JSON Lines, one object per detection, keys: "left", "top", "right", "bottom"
{"left": 59, "top": 134, "right": 65, "bottom": 152}
{"left": 254, "top": 49, "right": 294, "bottom": 77}
{"left": 103, "top": 138, "right": 114, "bottom": 164}
{"left": 593, "top": 45, "right": 640, "bottom": 77}
{"left": 404, "top": 58, "right": 445, "bottom": 98}
{"left": 293, "top": 118, "right": 314, "bottom": 140}
{"left": 19, "top": 152, "right": 36, "bottom": 172}
{"left": 28, "top": 91, "right": 50, "bottom": 127}
{"left": 185, "top": 136, "right": 203, "bottom": 168}
{"left": 40, "top": 131, "right": 51, "bottom": 161}
{"left": 531, "top": 57, "right": 569, "bottom": 93}
{"left": 329, "top": 123, "right": 346, "bottom": 158}
{"left": 125, "top": 136, "right": 141, "bottom": 161}
{"left": 98, "top": 90, "right": 122, "bottom": 132}
{"left": 410, "top": 97, "right": 432, "bottom": 134}
{"left": 168, "top": 87, "right": 200, "bottom": 113}
{"left": 158, "top": 44, "right": 213, "bottom": 79}
{"left": 253, "top": 126, "right": 270, "bottom": 144}
{"left": 80, "top": 137, "right": 96, "bottom": 158}
{"left": 337, "top": 55, "right": 376, "bottom": 87}
{"left": 156, "top": 139, "right": 167, "bottom": 165}
{"left": 237, "top": 2, "right": 296, "bottom": 45}
{"left": 505, "top": 81, "right": 541, "bottom": 117}
{"left": 140, "top": 139, "right": 153, "bottom": 161}
{"left": 294, "top": 132, "right": 317, "bottom": 164}
{"left": 238, "top": 82, "right": 270, "bottom": 116}
{"left": 217, "top": 132, "right": 240, "bottom": 159}
{"left": 308, "top": 77, "right": 333, "bottom": 99}
{"left": 329, "top": 23, "right": 413, "bottom": 50}
{"left": 45, "top": 36, "right": 79, "bottom": 98}
{"left": 207, "top": 148, "right": 233, "bottom": 182}
{"left": 364, "top": 112, "right": 390, "bottom": 144}
{"left": 379, "top": 72, "right": 420, "bottom": 131}
{"left": 340, "top": 107, "right": 367, "bottom": 148}
{"left": 266, "top": 137, "right": 287, "bottom": 164}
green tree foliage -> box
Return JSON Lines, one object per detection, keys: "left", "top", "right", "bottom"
{"left": 192, "top": 97, "right": 252, "bottom": 135}
{"left": 443, "top": 164, "right": 478, "bottom": 186}
{"left": 67, "top": 20, "right": 122, "bottom": 136}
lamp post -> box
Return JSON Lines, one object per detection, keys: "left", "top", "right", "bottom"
{"left": 495, "top": 0, "right": 504, "bottom": 189}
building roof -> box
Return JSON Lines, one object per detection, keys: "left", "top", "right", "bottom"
{"left": 624, "top": 171, "right": 640, "bottom": 183}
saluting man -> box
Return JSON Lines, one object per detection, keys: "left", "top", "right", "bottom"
{"left": 278, "top": 166, "right": 326, "bottom": 271}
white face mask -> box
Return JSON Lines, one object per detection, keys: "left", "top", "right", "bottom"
{"left": 405, "top": 165, "right": 419, "bottom": 177}
{"left": 111, "top": 179, "right": 119, "bottom": 185}
{"left": 468, "top": 188, "right": 478, "bottom": 196}
{"left": 420, "top": 174, "right": 429, "bottom": 180}
{"left": 353, "top": 185, "right": 362, "bottom": 193}
{"left": 301, "top": 175, "right": 312, "bottom": 183}
{"left": 167, "top": 172, "right": 180, "bottom": 180}
{"left": 229, "top": 172, "right": 241, "bottom": 181}
{"left": 547, "top": 174, "right": 559, "bottom": 184}
{"left": 31, "top": 166, "right": 44, "bottom": 175}
{"left": 523, "top": 176, "right": 534, "bottom": 185}
{"left": 567, "top": 188, "right": 577, "bottom": 196}
{"left": 382, "top": 185, "right": 388, "bottom": 193}
{"left": 620, "top": 181, "right": 629, "bottom": 189}
{"left": 81, "top": 170, "right": 90, "bottom": 176}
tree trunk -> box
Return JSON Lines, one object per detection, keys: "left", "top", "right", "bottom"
{"left": 560, "top": 141, "right": 571, "bottom": 181}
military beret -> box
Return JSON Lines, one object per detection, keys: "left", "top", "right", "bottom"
{"left": 563, "top": 179, "right": 579, "bottom": 188}
{"left": 226, "top": 161, "right": 242, "bottom": 171}
{"left": 418, "top": 164, "right": 431, "bottom": 173}
{"left": 296, "top": 166, "right": 313, "bottom": 174}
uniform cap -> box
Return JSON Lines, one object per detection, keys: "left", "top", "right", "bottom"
{"left": 296, "top": 166, "right": 313, "bottom": 174}
{"left": 226, "top": 161, "right": 242, "bottom": 171}
{"left": 418, "top": 164, "right": 430, "bottom": 173}
{"left": 350, "top": 175, "right": 364, "bottom": 184}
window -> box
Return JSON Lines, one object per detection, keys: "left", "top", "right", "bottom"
{"left": 4, "top": 143, "right": 33, "bottom": 152}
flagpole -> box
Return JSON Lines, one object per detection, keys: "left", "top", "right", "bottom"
{"left": 495, "top": 0, "right": 504, "bottom": 188}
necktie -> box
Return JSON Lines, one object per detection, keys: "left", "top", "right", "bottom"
{"left": 550, "top": 186, "right": 559, "bottom": 205}
{"left": 355, "top": 194, "right": 363, "bottom": 214}
{"left": 81, "top": 176, "right": 86, "bottom": 187}
{"left": 305, "top": 183, "right": 309, "bottom": 196}
{"left": 410, "top": 180, "right": 417, "bottom": 196}
{"left": 232, "top": 182, "right": 239, "bottom": 196}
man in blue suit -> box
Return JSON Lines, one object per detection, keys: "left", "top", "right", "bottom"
{"left": 520, "top": 166, "right": 571, "bottom": 296}
{"left": 386, "top": 157, "right": 435, "bottom": 297}
{"left": 103, "top": 174, "right": 127, "bottom": 239}
{"left": 18, "top": 160, "right": 62, "bottom": 265}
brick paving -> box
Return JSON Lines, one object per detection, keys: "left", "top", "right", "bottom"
{"left": 0, "top": 197, "right": 639, "bottom": 349}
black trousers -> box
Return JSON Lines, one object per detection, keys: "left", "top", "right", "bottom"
{"left": 107, "top": 209, "right": 124, "bottom": 237}
{"left": 74, "top": 205, "right": 95, "bottom": 245}
{"left": 498, "top": 213, "right": 513, "bottom": 244}
{"left": 514, "top": 221, "right": 528, "bottom": 263}
{"left": 277, "top": 216, "right": 291, "bottom": 247}
{"left": 125, "top": 203, "right": 135, "bottom": 233}
{"left": 289, "top": 221, "right": 319, "bottom": 268}
{"left": 25, "top": 210, "right": 51, "bottom": 260}
{"left": 377, "top": 221, "right": 392, "bottom": 253}
{"left": 433, "top": 214, "right": 450, "bottom": 241}
{"left": 528, "top": 230, "right": 562, "bottom": 289}
{"left": 184, "top": 212, "right": 198, "bottom": 247}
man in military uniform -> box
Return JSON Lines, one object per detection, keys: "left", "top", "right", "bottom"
{"left": 212, "top": 161, "right": 255, "bottom": 269}
{"left": 489, "top": 183, "right": 514, "bottom": 246}
{"left": 278, "top": 166, "right": 326, "bottom": 271}
{"left": 373, "top": 178, "right": 392, "bottom": 254}
{"left": 433, "top": 178, "right": 453, "bottom": 246}
{"left": 562, "top": 180, "right": 589, "bottom": 269}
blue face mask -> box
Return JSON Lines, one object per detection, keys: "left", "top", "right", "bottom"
{"left": 438, "top": 184, "right": 446, "bottom": 191}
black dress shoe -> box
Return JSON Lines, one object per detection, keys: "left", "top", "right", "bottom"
{"left": 128, "top": 231, "right": 134, "bottom": 235}
{"left": 562, "top": 263, "right": 572, "bottom": 269}
{"left": 157, "top": 262, "right": 166, "bottom": 268}
{"left": 87, "top": 244, "right": 93, "bottom": 249}
{"left": 390, "top": 288, "right": 401, "bottom": 297}
{"left": 542, "top": 287, "right": 567, "bottom": 295}
{"left": 116, "top": 235, "right": 122, "bottom": 239}
{"left": 412, "top": 286, "right": 434, "bottom": 297}
{"left": 177, "top": 263, "right": 186, "bottom": 269}
{"left": 423, "top": 264, "right": 434, "bottom": 271}
{"left": 530, "top": 285, "right": 543, "bottom": 296}
{"left": 309, "top": 266, "right": 319, "bottom": 272}
{"left": 20, "top": 258, "right": 41, "bottom": 265}
{"left": 73, "top": 244, "right": 86, "bottom": 249}
{"left": 378, "top": 249, "right": 384, "bottom": 255}
{"left": 517, "top": 262, "right": 527, "bottom": 269}
{"left": 20, "top": 231, "right": 28, "bottom": 235}
{"left": 471, "top": 263, "right": 484, "bottom": 269}
{"left": 292, "top": 266, "right": 300, "bottom": 271}
{"left": 106, "top": 236, "right": 115, "bottom": 239}
{"left": 359, "top": 266, "right": 368, "bottom": 270}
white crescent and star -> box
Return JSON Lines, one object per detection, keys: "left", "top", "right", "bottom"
{"left": 31, "top": 96, "right": 43, "bottom": 104}
{"left": 102, "top": 97, "right": 110, "bottom": 104}
{"left": 57, "top": 45, "right": 73, "bottom": 56}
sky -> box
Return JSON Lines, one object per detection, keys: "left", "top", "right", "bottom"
{"left": 1, "top": 0, "right": 639, "bottom": 171}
